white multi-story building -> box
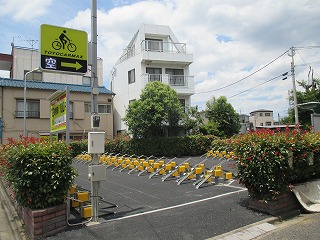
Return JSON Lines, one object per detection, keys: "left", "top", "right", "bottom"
{"left": 249, "top": 109, "right": 274, "bottom": 130}
{"left": 110, "top": 24, "right": 195, "bottom": 135}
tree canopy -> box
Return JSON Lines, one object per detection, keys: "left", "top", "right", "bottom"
{"left": 204, "top": 96, "right": 240, "bottom": 137}
{"left": 282, "top": 78, "right": 320, "bottom": 126}
{"left": 123, "top": 81, "right": 184, "bottom": 138}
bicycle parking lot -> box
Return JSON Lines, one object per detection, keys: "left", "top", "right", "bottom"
{"left": 47, "top": 155, "right": 270, "bottom": 240}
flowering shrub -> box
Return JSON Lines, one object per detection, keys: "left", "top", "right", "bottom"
{"left": 1, "top": 136, "right": 78, "bottom": 209}
{"left": 232, "top": 127, "right": 320, "bottom": 201}
{"left": 207, "top": 127, "right": 320, "bottom": 202}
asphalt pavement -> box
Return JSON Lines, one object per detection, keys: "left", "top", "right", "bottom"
{"left": 1, "top": 156, "right": 320, "bottom": 240}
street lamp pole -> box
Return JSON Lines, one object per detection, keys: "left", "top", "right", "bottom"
{"left": 24, "top": 68, "right": 40, "bottom": 136}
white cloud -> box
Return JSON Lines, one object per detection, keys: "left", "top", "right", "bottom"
{"left": 0, "top": 0, "right": 53, "bottom": 21}
{"left": 2, "top": 0, "right": 319, "bottom": 119}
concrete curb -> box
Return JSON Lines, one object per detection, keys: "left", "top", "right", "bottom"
{"left": 206, "top": 208, "right": 303, "bottom": 240}
{"left": 0, "top": 179, "right": 27, "bottom": 240}
{"left": 206, "top": 217, "right": 279, "bottom": 240}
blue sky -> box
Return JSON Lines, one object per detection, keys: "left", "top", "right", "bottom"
{"left": 1, "top": 0, "right": 320, "bottom": 119}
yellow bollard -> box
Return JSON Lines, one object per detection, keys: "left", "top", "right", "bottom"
{"left": 158, "top": 160, "right": 165, "bottom": 166}
{"left": 178, "top": 165, "right": 186, "bottom": 173}
{"left": 195, "top": 167, "right": 203, "bottom": 175}
{"left": 77, "top": 191, "right": 89, "bottom": 203}
{"left": 184, "top": 162, "right": 190, "bottom": 169}
{"left": 225, "top": 172, "right": 233, "bottom": 180}
{"left": 214, "top": 169, "right": 222, "bottom": 177}
{"left": 165, "top": 164, "right": 172, "bottom": 171}
{"left": 153, "top": 163, "right": 160, "bottom": 169}
{"left": 81, "top": 205, "right": 92, "bottom": 218}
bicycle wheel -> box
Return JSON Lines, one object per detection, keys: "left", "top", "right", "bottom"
{"left": 52, "top": 40, "right": 62, "bottom": 50}
{"left": 68, "top": 43, "right": 77, "bottom": 52}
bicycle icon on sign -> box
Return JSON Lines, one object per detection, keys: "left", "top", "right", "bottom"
{"left": 52, "top": 30, "right": 77, "bottom": 52}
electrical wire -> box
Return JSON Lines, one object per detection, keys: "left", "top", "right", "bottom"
{"left": 227, "top": 72, "right": 290, "bottom": 99}
{"left": 194, "top": 49, "right": 290, "bottom": 95}
{"left": 295, "top": 46, "right": 320, "bottom": 50}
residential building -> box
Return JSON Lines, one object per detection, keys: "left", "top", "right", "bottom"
{"left": 239, "top": 114, "right": 250, "bottom": 134}
{"left": 110, "top": 24, "right": 194, "bottom": 135}
{"left": 249, "top": 109, "right": 274, "bottom": 130}
{"left": 0, "top": 46, "right": 114, "bottom": 143}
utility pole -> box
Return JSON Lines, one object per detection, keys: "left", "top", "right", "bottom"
{"left": 289, "top": 46, "right": 299, "bottom": 125}
{"left": 91, "top": 0, "right": 99, "bottom": 222}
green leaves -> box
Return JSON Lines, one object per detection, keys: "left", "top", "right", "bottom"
{"left": 123, "top": 81, "right": 184, "bottom": 138}
{"left": 2, "top": 138, "right": 77, "bottom": 209}
{"left": 205, "top": 96, "right": 240, "bottom": 137}
{"left": 232, "top": 128, "right": 320, "bottom": 201}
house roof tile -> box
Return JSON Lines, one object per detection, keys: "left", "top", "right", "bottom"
{"left": 0, "top": 78, "right": 115, "bottom": 95}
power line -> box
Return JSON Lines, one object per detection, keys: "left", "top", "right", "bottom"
{"left": 295, "top": 46, "right": 320, "bottom": 50}
{"left": 227, "top": 72, "right": 289, "bottom": 99}
{"left": 194, "top": 49, "right": 290, "bottom": 95}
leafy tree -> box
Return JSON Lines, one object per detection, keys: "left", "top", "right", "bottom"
{"left": 181, "top": 106, "right": 204, "bottom": 135}
{"left": 284, "top": 78, "right": 320, "bottom": 126}
{"left": 205, "top": 96, "right": 240, "bottom": 137}
{"left": 199, "top": 121, "right": 221, "bottom": 136}
{"left": 123, "top": 81, "right": 184, "bottom": 138}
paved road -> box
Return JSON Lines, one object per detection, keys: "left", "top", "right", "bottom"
{"left": 47, "top": 157, "right": 270, "bottom": 240}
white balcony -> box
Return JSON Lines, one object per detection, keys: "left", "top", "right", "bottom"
{"left": 116, "top": 40, "right": 193, "bottom": 65}
{"left": 141, "top": 74, "right": 195, "bottom": 95}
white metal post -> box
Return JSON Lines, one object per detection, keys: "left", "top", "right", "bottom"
{"left": 90, "top": 0, "right": 100, "bottom": 223}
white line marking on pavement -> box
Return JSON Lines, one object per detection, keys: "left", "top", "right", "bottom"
{"left": 105, "top": 189, "right": 247, "bottom": 222}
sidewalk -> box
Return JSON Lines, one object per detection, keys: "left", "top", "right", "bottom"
{"left": 209, "top": 212, "right": 320, "bottom": 240}
{"left": 0, "top": 180, "right": 26, "bottom": 240}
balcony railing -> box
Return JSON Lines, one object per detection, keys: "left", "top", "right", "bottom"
{"left": 16, "top": 111, "right": 40, "bottom": 118}
{"left": 142, "top": 74, "right": 193, "bottom": 87}
{"left": 148, "top": 74, "right": 163, "bottom": 82}
{"left": 141, "top": 40, "right": 186, "bottom": 53}
{"left": 116, "top": 40, "right": 188, "bottom": 65}
{"left": 169, "top": 75, "right": 187, "bottom": 86}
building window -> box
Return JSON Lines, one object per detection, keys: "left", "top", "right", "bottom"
{"left": 85, "top": 103, "right": 111, "bottom": 114}
{"left": 24, "top": 70, "right": 42, "bottom": 81}
{"left": 145, "top": 38, "right": 163, "bottom": 51}
{"left": 128, "top": 69, "right": 135, "bottom": 84}
{"left": 16, "top": 99, "right": 40, "bottom": 118}
{"left": 260, "top": 123, "right": 264, "bottom": 126}
{"left": 84, "top": 103, "right": 91, "bottom": 113}
{"left": 146, "top": 67, "right": 162, "bottom": 82}
{"left": 265, "top": 112, "right": 271, "bottom": 117}
{"left": 259, "top": 113, "right": 263, "bottom": 117}
{"left": 166, "top": 68, "right": 185, "bottom": 86}
{"left": 83, "top": 76, "right": 91, "bottom": 86}
{"left": 179, "top": 99, "right": 186, "bottom": 112}
{"left": 98, "top": 104, "right": 112, "bottom": 114}
{"left": 266, "top": 122, "right": 272, "bottom": 126}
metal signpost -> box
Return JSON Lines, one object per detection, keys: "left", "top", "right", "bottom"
{"left": 47, "top": 87, "right": 70, "bottom": 146}
{"left": 40, "top": 24, "right": 88, "bottom": 74}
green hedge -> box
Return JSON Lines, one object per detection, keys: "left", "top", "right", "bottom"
{"left": 1, "top": 137, "right": 77, "bottom": 209}
{"left": 71, "top": 135, "right": 217, "bottom": 157}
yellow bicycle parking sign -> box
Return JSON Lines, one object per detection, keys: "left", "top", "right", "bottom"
{"left": 40, "top": 24, "right": 88, "bottom": 74}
